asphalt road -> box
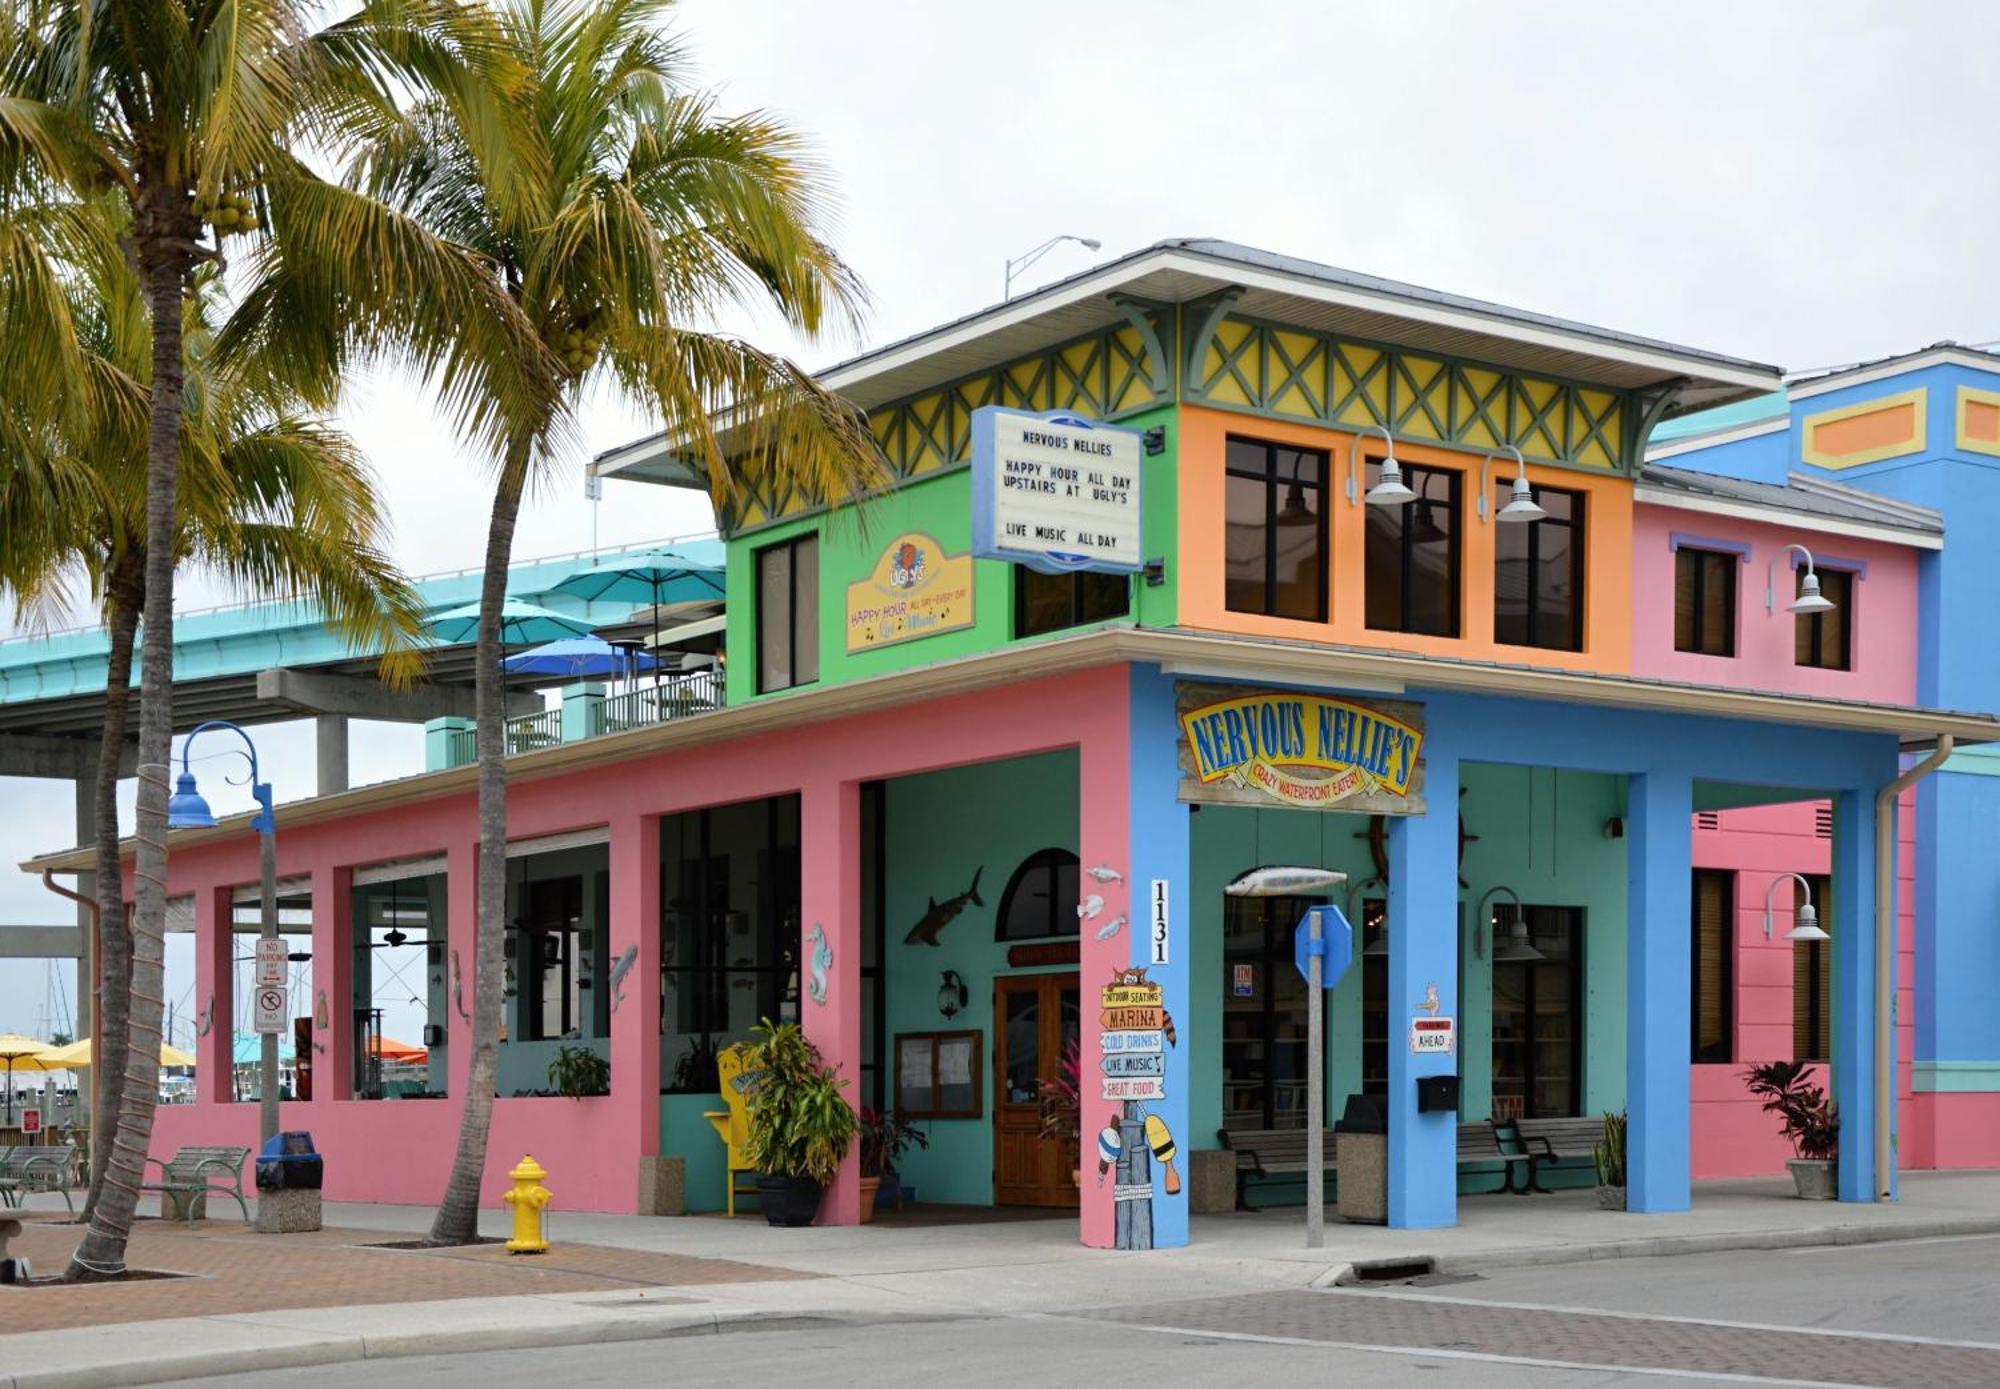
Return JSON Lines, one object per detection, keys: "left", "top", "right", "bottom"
{"left": 150, "top": 1234, "right": 2000, "bottom": 1389}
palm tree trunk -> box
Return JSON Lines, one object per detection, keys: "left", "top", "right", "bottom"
{"left": 429, "top": 437, "right": 531, "bottom": 1245}
{"left": 79, "top": 565, "right": 141, "bottom": 1226}
{"left": 68, "top": 233, "right": 187, "bottom": 1278}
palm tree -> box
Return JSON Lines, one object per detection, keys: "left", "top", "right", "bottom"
{"left": 0, "top": 0, "right": 530, "bottom": 1272}
{"left": 244, "top": 0, "right": 884, "bottom": 1242}
{"left": 0, "top": 194, "right": 428, "bottom": 1236}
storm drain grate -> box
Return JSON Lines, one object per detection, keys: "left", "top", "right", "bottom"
{"left": 1337, "top": 1256, "right": 1436, "bottom": 1285}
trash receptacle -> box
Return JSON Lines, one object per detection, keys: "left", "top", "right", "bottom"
{"left": 255, "top": 1131, "right": 323, "bottom": 1190}
{"left": 1334, "top": 1092, "right": 1387, "bottom": 1225}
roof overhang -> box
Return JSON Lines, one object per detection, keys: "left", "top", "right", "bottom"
{"left": 1788, "top": 345, "right": 2000, "bottom": 400}
{"left": 599, "top": 242, "right": 1784, "bottom": 486}
{"left": 1632, "top": 483, "right": 1944, "bottom": 550}
{"left": 25, "top": 627, "right": 1992, "bottom": 875}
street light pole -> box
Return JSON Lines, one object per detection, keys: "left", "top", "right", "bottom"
{"left": 1003, "top": 233, "right": 1102, "bottom": 299}
{"left": 167, "top": 720, "right": 280, "bottom": 1144}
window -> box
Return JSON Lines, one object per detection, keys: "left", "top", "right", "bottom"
{"left": 1225, "top": 437, "right": 1327, "bottom": 620}
{"left": 756, "top": 534, "right": 819, "bottom": 692}
{"left": 1490, "top": 905, "right": 1584, "bottom": 1119}
{"left": 1220, "top": 890, "right": 1323, "bottom": 1129}
{"left": 660, "top": 796, "right": 802, "bottom": 1091}
{"left": 1674, "top": 547, "right": 1737, "bottom": 656}
{"left": 1365, "top": 461, "right": 1460, "bottom": 636}
{"left": 1794, "top": 568, "right": 1853, "bottom": 671}
{"left": 995, "top": 848, "right": 1080, "bottom": 941}
{"left": 1494, "top": 485, "right": 1585, "bottom": 651}
{"left": 1793, "top": 874, "right": 1832, "bottom": 1062}
{"left": 1360, "top": 899, "right": 1388, "bottom": 1095}
{"left": 1691, "top": 869, "right": 1733, "bottom": 1064}
{"left": 1015, "top": 568, "right": 1128, "bottom": 638}
{"left": 351, "top": 872, "right": 447, "bottom": 1099}
{"left": 506, "top": 844, "right": 609, "bottom": 1044}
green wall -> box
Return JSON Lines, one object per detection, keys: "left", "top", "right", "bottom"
{"left": 724, "top": 403, "right": 1178, "bottom": 705}
{"left": 882, "top": 750, "right": 1080, "bottom": 1206}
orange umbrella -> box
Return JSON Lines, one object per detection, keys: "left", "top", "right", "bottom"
{"left": 370, "top": 1037, "right": 428, "bottom": 1064}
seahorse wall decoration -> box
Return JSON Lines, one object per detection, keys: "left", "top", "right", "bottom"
{"left": 806, "top": 923, "right": 832, "bottom": 1006}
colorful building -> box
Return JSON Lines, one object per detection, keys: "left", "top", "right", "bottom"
{"left": 27, "top": 241, "right": 1997, "bottom": 1245}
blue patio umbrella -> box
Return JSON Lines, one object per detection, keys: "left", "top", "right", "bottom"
{"left": 423, "top": 599, "right": 596, "bottom": 648}
{"left": 501, "top": 635, "right": 660, "bottom": 680}
{"left": 551, "top": 547, "right": 726, "bottom": 682}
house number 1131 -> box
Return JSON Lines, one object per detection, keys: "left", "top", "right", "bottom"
{"left": 1149, "top": 879, "right": 1170, "bottom": 966}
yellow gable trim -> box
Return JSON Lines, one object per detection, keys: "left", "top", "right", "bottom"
{"left": 1801, "top": 388, "right": 1927, "bottom": 470}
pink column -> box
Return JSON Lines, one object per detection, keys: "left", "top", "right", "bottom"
{"left": 607, "top": 810, "right": 663, "bottom": 1196}
{"left": 194, "top": 886, "right": 232, "bottom": 1104}
{"left": 1076, "top": 676, "right": 1134, "bottom": 1250}
{"left": 800, "top": 777, "right": 861, "bottom": 1225}
{"left": 445, "top": 840, "right": 478, "bottom": 1101}
{"left": 310, "top": 864, "right": 354, "bottom": 1103}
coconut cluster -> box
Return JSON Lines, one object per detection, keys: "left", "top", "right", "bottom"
{"left": 198, "top": 192, "right": 260, "bottom": 235}
{"left": 552, "top": 318, "right": 605, "bottom": 374}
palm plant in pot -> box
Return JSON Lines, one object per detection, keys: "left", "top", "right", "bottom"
{"left": 858, "top": 1109, "right": 929, "bottom": 1223}
{"left": 1593, "top": 1111, "right": 1627, "bottom": 1210}
{"left": 741, "top": 1020, "right": 858, "bottom": 1227}
{"left": 1743, "top": 1060, "right": 1838, "bottom": 1199}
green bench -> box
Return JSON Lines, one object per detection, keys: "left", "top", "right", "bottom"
{"left": 139, "top": 1145, "right": 252, "bottom": 1224}
{"left": 0, "top": 1144, "right": 77, "bottom": 1216}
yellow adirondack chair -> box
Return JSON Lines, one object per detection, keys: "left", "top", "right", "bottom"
{"left": 702, "top": 1042, "right": 762, "bottom": 1216}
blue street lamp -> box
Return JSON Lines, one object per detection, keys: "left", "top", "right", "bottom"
{"left": 170, "top": 720, "right": 281, "bottom": 1143}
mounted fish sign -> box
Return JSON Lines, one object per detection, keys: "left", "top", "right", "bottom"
{"left": 970, "top": 407, "right": 1143, "bottom": 574}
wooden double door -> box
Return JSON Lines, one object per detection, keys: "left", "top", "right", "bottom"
{"left": 993, "top": 972, "right": 1080, "bottom": 1207}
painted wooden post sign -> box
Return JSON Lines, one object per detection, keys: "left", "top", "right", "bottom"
{"left": 970, "top": 406, "right": 1143, "bottom": 574}
{"left": 1098, "top": 965, "right": 1181, "bottom": 1250}
{"left": 844, "top": 532, "right": 974, "bottom": 652}
{"left": 1175, "top": 682, "right": 1427, "bottom": 815}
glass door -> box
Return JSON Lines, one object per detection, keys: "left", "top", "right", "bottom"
{"left": 1490, "top": 905, "right": 1583, "bottom": 1119}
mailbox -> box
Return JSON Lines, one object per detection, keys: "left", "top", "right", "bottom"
{"left": 1416, "top": 1075, "right": 1460, "bottom": 1114}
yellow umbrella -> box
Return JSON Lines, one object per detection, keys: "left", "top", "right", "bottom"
{"left": 39, "top": 1037, "right": 196, "bottom": 1069}
{"left": 0, "top": 1034, "right": 58, "bottom": 1124}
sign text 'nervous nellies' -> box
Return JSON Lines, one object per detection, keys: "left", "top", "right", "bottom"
{"left": 1176, "top": 686, "right": 1426, "bottom": 814}
{"left": 970, "top": 406, "right": 1143, "bottom": 574}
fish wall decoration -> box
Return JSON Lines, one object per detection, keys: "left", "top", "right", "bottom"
{"left": 904, "top": 867, "right": 984, "bottom": 946}
{"left": 607, "top": 944, "right": 638, "bottom": 1012}
{"left": 1223, "top": 864, "right": 1348, "bottom": 898}
{"left": 806, "top": 923, "right": 833, "bottom": 1005}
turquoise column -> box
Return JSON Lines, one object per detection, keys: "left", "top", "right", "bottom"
{"left": 1831, "top": 786, "right": 1879, "bottom": 1202}
{"left": 1387, "top": 745, "right": 1459, "bottom": 1229}
{"left": 1626, "top": 770, "right": 1693, "bottom": 1213}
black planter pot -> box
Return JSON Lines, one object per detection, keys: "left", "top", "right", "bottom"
{"left": 755, "top": 1173, "right": 824, "bottom": 1227}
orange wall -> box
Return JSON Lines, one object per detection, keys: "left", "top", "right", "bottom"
{"left": 1175, "top": 405, "right": 1634, "bottom": 672}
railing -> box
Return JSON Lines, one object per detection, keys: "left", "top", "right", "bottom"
{"left": 444, "top": 706, "right": 562, "bottom": 767}
{"left": 592, "top": 670, "right": 723, "bottom": 736}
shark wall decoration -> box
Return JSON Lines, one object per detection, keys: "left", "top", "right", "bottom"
{"left": 905, "top": 867, "right": 984, "bottom": 946}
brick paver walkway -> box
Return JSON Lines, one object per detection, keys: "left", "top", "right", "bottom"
{"left": 0, "top": 1216, "right": 812, "bottom": 1333}
{"left": 1085, "top": 1288, "right": 2000, "bottom": 1387}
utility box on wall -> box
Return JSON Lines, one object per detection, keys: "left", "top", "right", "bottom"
{"left": 1417, "top": 1075, "right": 1460, "bottom": 1114}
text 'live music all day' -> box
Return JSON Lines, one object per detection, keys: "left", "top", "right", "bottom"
{"left": 1001, "top": 441, "right": 1133, "bottom": 548}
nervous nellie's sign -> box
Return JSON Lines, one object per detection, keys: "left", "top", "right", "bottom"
{"left": 1175, "top": 682, "right": 1426, "bottom": 816}
{"left": 970, "top": 405, "right": 1143, "bottom": 574}
{"left": 845, "top": 532, "right": 975, "bottom": 653}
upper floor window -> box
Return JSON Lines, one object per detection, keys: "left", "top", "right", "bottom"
{"left": 1794, "top": 567, "right": 1853, "bottom": 671}
{"left": 1015, "top": 568, "right": 1128, "bottom": 638}
{"left": 756, "top": 534, "right": 819, "bottom": 692}
{"left": 1674, "top": 547, "right": 1737, "bottom": 657}
{"left": 1365, "top": 461, "right": 1460, "bottom": 637}
{"left": 1225, "top": 437, "right": 1326, "bottom": 620}
{"left": 1494, "top": 484, "right": 1584, "bottom": 651}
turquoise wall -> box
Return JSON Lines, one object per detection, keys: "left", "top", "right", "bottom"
{"left": 661, "top": 1093, "right": 731, "bottom": 1213}
{"left": 882, "top": 750, "right": 1080, "bottom": 1206}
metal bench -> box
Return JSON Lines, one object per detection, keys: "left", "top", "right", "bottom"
{"left": 1217, "top": 1127, "right": 1337, "bottom": 1210}
{"left": 139, "top": 1145, "right": 252, "bottom": 1224}
{"left": 1512, "top": 1116, "right": 1607, "bottom": 1192}
{"left": 1458, "top": 1121, "right": 1535, "bottom": 1194}
{"left": 0, "top": 1144, "right": 77, "bottom": 1216}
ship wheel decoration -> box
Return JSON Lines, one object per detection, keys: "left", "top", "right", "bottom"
{"left": 1355, "top": 786, "right": 1477, "bottom": 888}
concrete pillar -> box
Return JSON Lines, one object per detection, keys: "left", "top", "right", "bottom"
{"left": 71, "top": 757, "right": 95, "bottom": 1056}
{"left": 1831, "top": 785, "right": 1879, "bottom": 1202}
{"left": 607, "top": 809, "right": 663, "bottom": 1206}
{"left": 194, "top": 887, "right": 232, "bottom": 1104}
{"left": 310, "top": 864, "right": 354, "bottom": 1103}
{"left": 445, "top": 840, "right": 478, "bottom": 1100}
{"left": 315, "top": 715, "right": 349, "bottom": 796}
{"left": 800, "top": 777, "right": 861, "bottom": 1224}
{"left": 425, "top": 717, "right": 474, "bottom": 773}
{"left": 1386, "top": 744, "right": 1460, "bottom": 1230}
{"left": 560, "top": 683, "right": 606, "bottom": 744}
{"left": 1626, "top": 770, "right": 1693, "bottom": 1213}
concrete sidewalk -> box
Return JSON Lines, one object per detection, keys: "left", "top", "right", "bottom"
{"left": 6, "top": 1171, "right": 2000, "bottom": 1389}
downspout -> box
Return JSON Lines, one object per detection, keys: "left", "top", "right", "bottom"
{"left": 1875, "top": 735, "right": 1952, "bottom": 1200}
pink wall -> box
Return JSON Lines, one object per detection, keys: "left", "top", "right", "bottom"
{"left": 1631, "top": 505, "right": 1921, "bottom": 705}
{"left": 145, "top": 665, "right": 1137, "bottom": 1217}
{"left": 1688, "top": 794, "right": 1916, "bottom": 1179}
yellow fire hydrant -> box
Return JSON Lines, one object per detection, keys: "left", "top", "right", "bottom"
{"left": 502, "top": 1154, "right": 552, "bottom": 1254}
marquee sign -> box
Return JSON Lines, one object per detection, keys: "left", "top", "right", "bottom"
{"left": 845, "top": 532, "right": 975, "bottom": 653}
{"left": 1175, "top": 683, "right": 1426, "bottom": 816}
{"left": 970, "top": 406, "right": 1143, "bottom": 574}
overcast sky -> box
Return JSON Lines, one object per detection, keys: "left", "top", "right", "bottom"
{"left": 5, "top": 0, "right": 1997, "bottom": 1040}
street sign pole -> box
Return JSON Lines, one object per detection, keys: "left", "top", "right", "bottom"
{"left": 258, "top": 823, "right": 279, "bottom": 1144}
{"left": 1306, "top": 906, "right": 1324, "bottom": 1249}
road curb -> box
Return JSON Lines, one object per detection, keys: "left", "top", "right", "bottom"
{"left": 1431, "top": 1214, "right": 2000, "bottom": 1276}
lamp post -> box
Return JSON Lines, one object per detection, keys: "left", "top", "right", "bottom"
{"left": 167, "top": 720, "right": 280, "bottom": 1143}
{"left": 1003, "top": 234, "right": 1101, "bottom": 299}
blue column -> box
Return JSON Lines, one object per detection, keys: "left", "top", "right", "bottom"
{"left": 1831, "top": 785, "right": 1879, "bottom": 1202}
{"left": 1626, "top": 770, "right": 1692, "bottom": 1213}
{"left": 1128, "top": 665, "right": 1191, "bottom": 1247}
{"left": 1387, "top": 746, "right": 1459, "bottom": 1230}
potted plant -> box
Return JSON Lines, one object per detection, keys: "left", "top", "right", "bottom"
{"left": 1039, "top": 1039, "right": 1083, "bottom": 1185}
{"left": 547, "top": 1045, "right": 610, "bottom": 1100}
{"left": 1743, "top": 1060, "right": 1838, "bottom": 1199}
{"left": 740, "top": 1019, "right": 858, "bottom": 1226}
{"left": 857, "top": 1108, "right": 929, "bottom": 1223}
{"left": 1593, "top": 1111, "right": 1627, "bottom": 1210}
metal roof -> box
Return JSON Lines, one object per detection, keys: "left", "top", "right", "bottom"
{"left": 1638, "top": 464, "right": 1943, "bottom": 537}
{"left": 600, "top": 238, "right": 1783, "bottom": 485}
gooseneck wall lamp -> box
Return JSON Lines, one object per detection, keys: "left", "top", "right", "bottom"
{"left": 1763, "top": 872, "right": 1831, "bottom": 942}
{"left": 1475, "top": 446, "right": 1547, "bottom": 525}
{"left": 1003, "top": 234, "right": 1101, "bottom": 299}
{"left": 1472, "top": 884, "right": 1528, "bottom": 961}
{"left": 1765, "top": 543, "right": 1838, "bottom": 616}
{"left": 1345, "top": 424, "right": 1415, "bottom": 507}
